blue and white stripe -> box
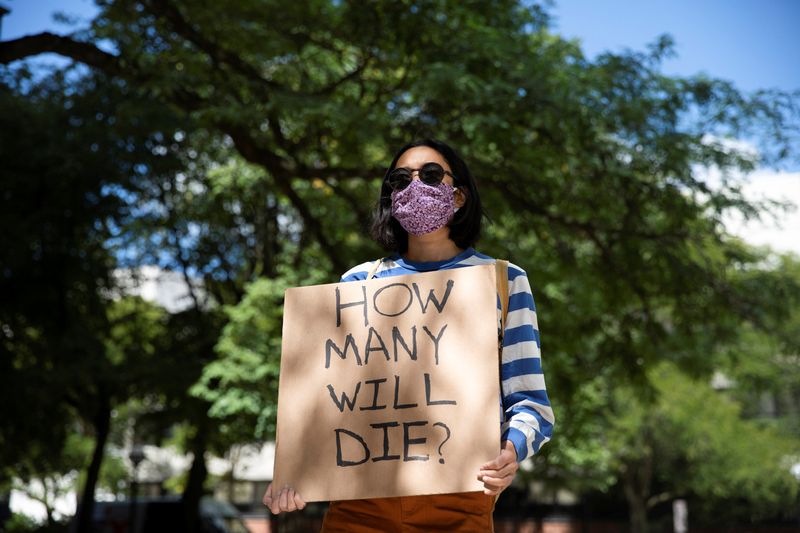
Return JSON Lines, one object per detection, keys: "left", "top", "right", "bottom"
{"left": 339, "top": 247, "right": 555, "bottom": 462}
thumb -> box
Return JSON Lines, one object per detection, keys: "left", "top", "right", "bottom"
{"left": 262, "top": 482, "right": 274, "bottom": 506}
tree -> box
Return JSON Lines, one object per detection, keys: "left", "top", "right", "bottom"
{"left": 3, "top": 1, "right": 799, "bottom": 530}
{"left": 190, "top": 263, "right": 332, "bottom": 445}
{"left": 717, "top": 253, "right": 800, "bottom": 436}
{"left": 610, "top": 361, "right": 799, "bottom": 530}
{"left": 0, "top": 70, "right": 182, "bottom": 531}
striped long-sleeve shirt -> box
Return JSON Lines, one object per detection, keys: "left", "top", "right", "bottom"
{"left": 340, "top": 247, "right": 555, "bottom": 462}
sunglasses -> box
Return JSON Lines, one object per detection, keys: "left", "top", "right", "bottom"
{"left": 386, "top": 162, "right": 457, "bottom": 191}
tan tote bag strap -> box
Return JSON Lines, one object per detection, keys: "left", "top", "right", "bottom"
{"left": 495, "top": 259, "right": 509, "bottom": 335}
{"left": 366, "top": 258, "right": 384, "bottom": 280}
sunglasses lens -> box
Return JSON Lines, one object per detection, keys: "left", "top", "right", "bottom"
{"left": 420, "top": 163, "right": 445, "bottom": 185}
{"left": 388, "top": 169, "right": 412, "bottom": 190}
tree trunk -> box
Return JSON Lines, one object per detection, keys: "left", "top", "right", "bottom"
{"left": 43, "top": 477, "right": 55, "bottom": 527}
{"left": 182, "top": 418, "right": 209, "bottom": 533}
{"left": 626, "top": 491, "right": 648, "bottom": 533}
{"left": 0, "top": 493, "right": 11, "bottom": 530}
{"left": 622, "top": 451, "right": 654, "bottom": 533}
{"left": 75, "top": 398, "right": 111, "bottom": 533}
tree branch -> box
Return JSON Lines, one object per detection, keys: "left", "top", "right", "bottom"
{"left": 287, "top": 28, "right": 374, "bottom": 93}
{"left": 0, "top": 32, "right": 121, "bottom": 73}
{"left": 141, "top": 0, "right": 282, "bottom": 92}
{"left": 323, "top": 179, "right": 373, "bottom": 233}
{"left": 309, "top": 52, "right": 372, "bottom": 96}
{"left": 220, "top": 121, "right": 347, "bottom": 273}
{"left": 1, "top": 30, "right": 347, "bottom": 274}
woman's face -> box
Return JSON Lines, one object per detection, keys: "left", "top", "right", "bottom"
{"left": 394, "top": 146, "right": 456, "bottom": 187}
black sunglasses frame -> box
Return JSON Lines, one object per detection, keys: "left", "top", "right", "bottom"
{"left": 386, "top": 162, "right": 457, "bottom": 191}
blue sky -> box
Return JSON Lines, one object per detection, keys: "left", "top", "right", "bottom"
{"left": 2, "top": 0, "right": 97, "bottom": 39}
{"left": 551, "top": 0, "right": 800, "bottom": 93}
{"left": 3, "top": 0, "right": 799, "bottom": 93}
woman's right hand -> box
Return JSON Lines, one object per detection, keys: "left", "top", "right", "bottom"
{"left": 262, "top": 482, "right": 306, "bottom": 514}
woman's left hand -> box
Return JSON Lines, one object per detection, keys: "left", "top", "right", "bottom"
{"left": 477, "top": 440, "right": 519, "bottom": 496}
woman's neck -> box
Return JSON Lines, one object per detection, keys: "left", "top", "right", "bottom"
{"left": 403, "top": 230, "right": 464, "bottom": 262}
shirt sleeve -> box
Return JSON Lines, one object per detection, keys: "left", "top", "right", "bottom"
{"left": 500, "top": 264, "right": 555, "bottom": 462}
{"left": 339, "top": 260, "right": 374, "bottom": 282}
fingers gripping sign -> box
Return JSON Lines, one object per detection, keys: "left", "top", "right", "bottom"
{"left": 477, "top": 440, "right": 519, "bottom": 496}
{"left": 262, "top": 482, "right": 306, "bottom": 515}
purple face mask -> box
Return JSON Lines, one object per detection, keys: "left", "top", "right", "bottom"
{"left": 391, "top": 179, "right": 456, "bottom": 235}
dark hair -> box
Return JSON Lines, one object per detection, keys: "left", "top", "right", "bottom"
{"left": 370, "top": 139, "right": 484, "bottom": 253}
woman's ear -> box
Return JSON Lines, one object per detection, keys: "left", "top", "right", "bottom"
{"left": 454, "top": 187, "right": 467, "bottom": 210}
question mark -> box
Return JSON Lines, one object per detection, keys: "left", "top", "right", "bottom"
{"left": 433, "top": 422, "right": 451, "bottom": 464}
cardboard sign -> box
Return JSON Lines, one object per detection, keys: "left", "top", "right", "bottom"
{"left": 272, "top": 264, "right": 500, "bottom": 502}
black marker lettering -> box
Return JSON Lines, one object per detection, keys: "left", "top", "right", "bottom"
{"left": 413, "top": 279, "right": 454, "bottom": 313}
{"left": 422, "top": 324, "right": 448, "bottom": 365}
{"left": 425, "top": 373, "right": 457, "bottom": 406}
{"left": 335, "top": 428, "right": 370, "bottom": 466}
{"left": 327, "top": 382, "right": 362, "bottom": 412}
{"left": 364, "top": 327, "right": 390, "bottom": 365}
{"left": 336, "top": 285, "right": 368, "bottom": 327}
{"left": 392, "top": 374, "right": 418, "bottom": 409}
{"left": 373, "top": 283, "right": 413, "bottom": 318}
{"left": 325, "top": 335, "right": 362, "bottom": 368}
{"left": 392, "top": 325, "right": 417, "bottom": 362}
{"left": 370, "top": 421, "right": 401, "bottom": 462}
{"left": 360, "top": 378, "right": 387, "bottom": 411}
{"left": 403, "top": 420, "right": 429, "bottom": 461}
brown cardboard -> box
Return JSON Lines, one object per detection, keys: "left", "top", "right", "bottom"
{"left": 272, "top": 264, "right": 500, "bottom": 502}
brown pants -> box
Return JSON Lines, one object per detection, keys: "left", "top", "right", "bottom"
{"left": 320, "top": 491, "right": 496, "bottom": 532}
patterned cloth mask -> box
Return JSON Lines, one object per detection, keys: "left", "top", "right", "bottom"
{"left": 391, "top": 179, "right": 456, "bottom": 235}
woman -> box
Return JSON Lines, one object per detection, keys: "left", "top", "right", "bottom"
{"left": 263, "top": 139, "right": 555, "bottom": 531}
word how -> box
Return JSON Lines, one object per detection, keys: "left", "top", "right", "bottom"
{"left": 335, "top": 280, "right": 455, "bottom": 327}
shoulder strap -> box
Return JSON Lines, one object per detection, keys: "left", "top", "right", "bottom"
{"left": 495, "top": 259, "right": 509, "bottom": 340}
{"left": 366, "top": 258, "right": 384, "bottom": 280}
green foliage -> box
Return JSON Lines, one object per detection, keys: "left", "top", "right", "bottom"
{"left": 656, "top": 363, "right": 798, "bottom": 521}
{"left": 4, "top": 513, "right": 39, "bottom": 533}
{"left": 190, "top": 278, "right": 287, "bottom": 441}
{"left": 3, "top": 1, "right": 800, "bottom": 528}
{"left": 191, "top": 267, "right": 329, "bottom": 442}
{"left": 7, "top": 433, "right": 128, "bottom": 526}
{"left": 591, "top": 360, "right": 799, "bottom": 525}
{"left": 715, "top": 254, "right": 800, "bottom": 440}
